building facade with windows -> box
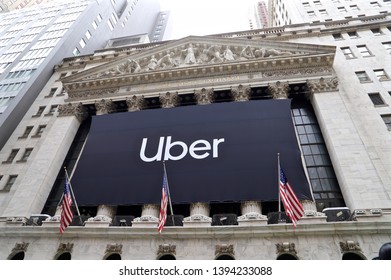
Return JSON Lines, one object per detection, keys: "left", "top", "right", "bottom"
{"left": 0, "top": 8, "right": 391, "bottom": 260}
{"left": 0, "top": 0, "right": 161, "bottom": 150}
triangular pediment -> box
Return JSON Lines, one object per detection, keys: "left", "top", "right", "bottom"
{"left": 61, "top": 35, "right": 335, "bottom": 92}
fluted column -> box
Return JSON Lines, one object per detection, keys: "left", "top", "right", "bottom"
{"left": 132, "top": 204, "right": 160, "bottom": 228}
{"left": 85, "top": 205, "right": 117, "bottom": 227}
{"left": 268, "top": 81, "right": 289, "bottom": 99}
{"left": 183, "top": 202, "right": 212, "bottom": 227}
{"left": 194, "top": 88, "right": 214, "bottom": 105}
{"left": 238, "top": 201, "right": 267, "bottom": 225}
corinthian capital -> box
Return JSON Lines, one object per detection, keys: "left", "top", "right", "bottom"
{"left": 194, "top": 88, "right": 214, "bottom": 105}
{"left": 95, "top": 99, "right": 116, "bottom": 115}
{"left": 268, "top": 81, "right": 289, "bottom": 99}
{"left": 159, "top": 91, "right": 179, "bottom": 108}
{"left": 231, "top": 84, "right": 251, "bottom": 102}
{"left": 126, "top": 95, "right": 145, "bottom": 112}
{"left": 58, "top": 102, "right": 87, "bottom": 122}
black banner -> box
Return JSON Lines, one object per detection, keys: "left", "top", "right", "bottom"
{"left": 72, "top": 99, "right": 312, "bottom": 205}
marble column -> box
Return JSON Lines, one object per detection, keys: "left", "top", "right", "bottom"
{"left": 183, "top": 202, "right": 212, "bottom": 227}
{"left": 238, "top": 201, "right": 268, "bottom": 226}
{"left": 85, "top": 205, "right": 116, "bottom": 227}
{"left": 132, "top": 204, "right": 160, "bottom": 228}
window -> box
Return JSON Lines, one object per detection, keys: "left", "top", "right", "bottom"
{"left": 3, "top": 149, "right": 19, "bottom": 163}
{"left": 79, "top": 38, "right": 86, "bottom": 48}
{"left": 34, "top": 125, "right": 46, "bottom": 137}
{"left": 347, "top": 31, "right": 359, "bottom": 38}
{"left": 3, "top": 175, "right": 17, "bottom": 191}
{"left": 370, "top": 1, "right": 381, "bottom": 7}
{"left": 381, "top": 115, "right": 391, "bottom": 129}
{"left": 314, "top": 0, "right": 322, "bottom": 6}
{"left": 355, "top": 71, "right": 371, "bottom": 82}
{"left": 319, "top": 9, "right": 328, "bottom": 15}
{"left": 383, "top": 42, "right": 391, "bottom": 54}
{"left": 85, "top": 30, "right": 91, "bottom": 40}
{"left": 350, "top": 5, "right": 360, "bottom": 11}
{"left": 46, "top": 87, "right": 57, "bottom": 98}
{"left": 92, "top": 20, "right": 98, "bottom": 29}
{"left": 338, "top": 6, "right": 347, "bottom": 13}
{"left": 46, "top": 105, "right": 58, "bottom": 115}
{"left": 307, "top": 11, "right": 316, "bottom": 17}
{"left": 374, "top": 69, "right": 389, "bottom": 81}
{"left": 107, "top": 19, "right": 114, "bottom": 31}
{"left": 357, "top": 45, "right": 372, "bottom": 57}
{"left": 341, "top": 47, "right": 355, "bottom": 59}
{"left": 371, "top": 28, "right": 383, "bottom": 35}
{"left": 18, "top": 148, "right": 33, "bottom": 162}
{"left": 332, "top": 33, "right": 343, "bottom": 40}
{"left": 33, "top": 106, "right": 45, "bottom": 117}
{"left": 97, "top": 14, "right": 103, "bottom": 22}
{"left": 19, "top": 126, "right": 33, "bottom": 138}
{"left": 368, "top": 93, "right": 385, "bottom": 106}
{"left": 302, "top": 2, "right": 310, "bottom": 8}
{"left": 72, "top": 47, "right": 80, "bottom": 56}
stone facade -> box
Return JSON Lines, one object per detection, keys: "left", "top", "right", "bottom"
{"left": 0, "top": 15, "right": 391, "bottom": 259}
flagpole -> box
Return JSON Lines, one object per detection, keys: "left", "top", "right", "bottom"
{"left": 278, "top": 153, "right": 281, "bottom": 213}
{"left": 64, "top": 167, "right": 82, "bottom": 223}
{"left": 163, "top": 161, "right": 175, "bottom": 226}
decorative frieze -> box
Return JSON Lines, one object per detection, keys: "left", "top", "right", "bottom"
{"left": 58, "top": 102, "right": 87, "bottom": 122}
{"left": 126, "top": 95, "right": 145, "bottom": 112}
{"left": 231, "top": 84, "right": 251, "bottom": 102}
{"left": 268, "top": 81, "right": 289, "bottom": 99}
{"left": 160, "top": 91, "right": 179, "bottom": 108}
{"left": 194, "top": 88, "right": 214, "bottom": 105}
{"left": 57, "top": 242, "right": 74, "bottom": 254}
{"left": 105, "top": 243, "right": 123, "bottom": 255}
{"left": 306, "top": 77, "right": 339, "bottom": 94}
{"left": 67, "top": 88, "right": 118, "bottom": 101}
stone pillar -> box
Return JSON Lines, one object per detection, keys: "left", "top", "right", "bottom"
{"left": 238, "top": 201, "right": 267, "bottom": 226}
{"left": 132, "top": 204, "right": 159, "bottom": 228}
{"left": 160, "top": 91, "right": 178, "bottom": 108}
{"left": 298, "top": 200, "right": 326, "bottom": 224}
{"left": 194, "top": 88, "right": 214, "bottom": 105}
{"left": 42, "top": 206, "right": 62, "bottom": 227}
{"left": 126, "top": 95, "right": 144, "bottom": 112}
{"left": 85, "top": 205, "right": 116, "bottom": 227}
{"left": 183, "top": 202, "right": 212, "bottom": 227}
{"left": 231, "top": 84, "right": 251, "bottom": 102}
{"left": 268, "top": 81, "right": 289, "bottom": 99}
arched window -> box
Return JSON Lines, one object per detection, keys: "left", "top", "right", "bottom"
{"left": 158, "top": 254, "right": 176, "bottom": 260}
{"left": 105, "top": 253, "right": 122, "bottom": 260}
{"left": 56, "top": 252, "right": 71, "bottom": 260}
{"left": 216, "top": 254, "right": 235, "bottom": 260}
{"left": 9, "top": 251, "right": 25, "bottom": 260}
{"left": 277, "top": 253, "right": 298, "bottom": 260}
{"left": 342, "top": 252, "right": 365, "bottom": 260}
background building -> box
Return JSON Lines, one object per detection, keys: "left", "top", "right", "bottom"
{"left": 0, "top": 1, "right": 390, "bottom": 260}
{"left": 0, "top": 0, "right": 162, "bottom": 150}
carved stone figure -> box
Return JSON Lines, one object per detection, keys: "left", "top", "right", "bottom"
{"left": 240, "top": 45, "right": 254, "bottom": 60}
{"left": 207, "top": 45, "right": 223, "bottom": 63}
{"left": 146, "top": 55, "right": 158, "bottom": 71}
{"left": 223, "top": 46, "right": 235, "bottom": 61}
{"left": 157, "top": 52, "right": 177, "bottom": 69}
{"left": 182, "top": 43, "right": 197, "bottom": 64}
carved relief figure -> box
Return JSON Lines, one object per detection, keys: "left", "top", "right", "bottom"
{"left": 240, "top": 45, "right": 254, "bottom": 60}
{"left": 146, "top": 55, "right": 158, "bottom": 71}
{"left": 207, "top": 45, "right": 223, "bottom": 63}
{"left": 182, "top": 43, "right": 197, "bottom": 64}
{"left": 157, "top": 52, "right": 177, "bottom": 69}
{"left": 223, "top": 46, "right": 235, "bottom": 61}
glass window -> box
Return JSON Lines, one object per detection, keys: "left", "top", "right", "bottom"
{"left": 355, "top": 71, "right": 371, "bottom": 82}
{"left": 319, "top": 9, "right": 328, "bottom": 15}
{"left": 341, "top": 47, "right": 355, "bottom": 59}
{"left": 307, "top": 11, "right": 316, "bottom": 17}
{"left": 368, "top": 93, "right": 385, "bottom": 106}
{"left": 20, "top": 126, "right": 33, "bottom": 138}
{"left": 381, "top": 114, "right": 391, "bottom": 129}
{"left": 34, "top": 125, "right": 46, "bottom": 137}
{"left": 107, "top": 19, "right": 114, "bottom": 31}
{"left": 33, "top": 106, "right": 45, "bottom": 117}
{"left": 85, "top": 30, "right": 91, "bottom": 40}
{"left": 92, "top": 21, "right": 98, "bottom": 29}
{"left": 72, "top": 47, "right": 80, "bottom": 56}
{"left": 371, "top": 28, "right": 383, "bottom": 35}
{"left": 383, "top": 42, "right": 391, "bottom": 54}
{"left": 338, "top": 6, "right": 347, "bottom": 13}
{"left": 370, "top": 1, "right": 381, "bottom": 7}
{"left": 3, "top": 149, "right": 19, "bottom": 163}
{"left": 302, "top": 2, "right": 310, "bottom": 8}
{"left": 332, "top": 33, "right": 343, "bottom": 40}
{"left": 47, "top": 105, "right": 58, "bottom": 115}
{"left": 3, "top": 175, "right": 17, "bottom": 191}
{"left": 350, "top": 5, "right": 360, "bottom": 11}
{"left": 79, "top": 38, "right": 86, "bottom": 48}
{"left": 357, "top": 45, "right": 372, "bottom": 57}
{"left": 19, "top": 148, "right": 33, "bottom": 162}
{"left": 347, "top": 31, "right": 359, "bottom": 38}
{"left": 374, "top": 69, "right": 389, "bottom": 81}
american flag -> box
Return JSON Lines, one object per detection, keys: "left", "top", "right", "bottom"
{"left": 279, "top": 167, "right": 304, "bottom": 227}
{"left": 60, "top": 177, "right": 73, "bottom": 234}
{"left": 158, "top": 172, "right": 169, "bottom": 233}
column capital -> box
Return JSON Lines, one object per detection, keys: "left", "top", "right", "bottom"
{"left": 160, "top": 91, "right": 179, "bottom": 108}
{"left": 194, "top": 88, "right": 214, "bottom": 105}
{"left": 268, "top": 81, "right": 289, "bottom": 99}
{"left": 95, "top": 99, "right": 116, "bottom": 115}
{"left": 306, "top": 77, "right": 339, "bottom": 94}
{"left": 126, "top": 95, "right": 145, "bottom": 112}
{"left": 231, "top": 84, "right": 251, "bottom": 102}
{"left": 58, "top": 102, "right": 87, "bottom": 122}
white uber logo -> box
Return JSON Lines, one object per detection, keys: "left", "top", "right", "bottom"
{"left": 139, "top": 136, "right": 225, "bottom": 162}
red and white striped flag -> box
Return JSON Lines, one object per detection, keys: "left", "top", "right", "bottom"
{"left": 157, "top": 172, "right": 169, "bottom": 233}
{"left": 279, "top": 167, "right": 304, "bottom": 227}
{"left": 60, "top": 177, "right": 73, "bottom": 234}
